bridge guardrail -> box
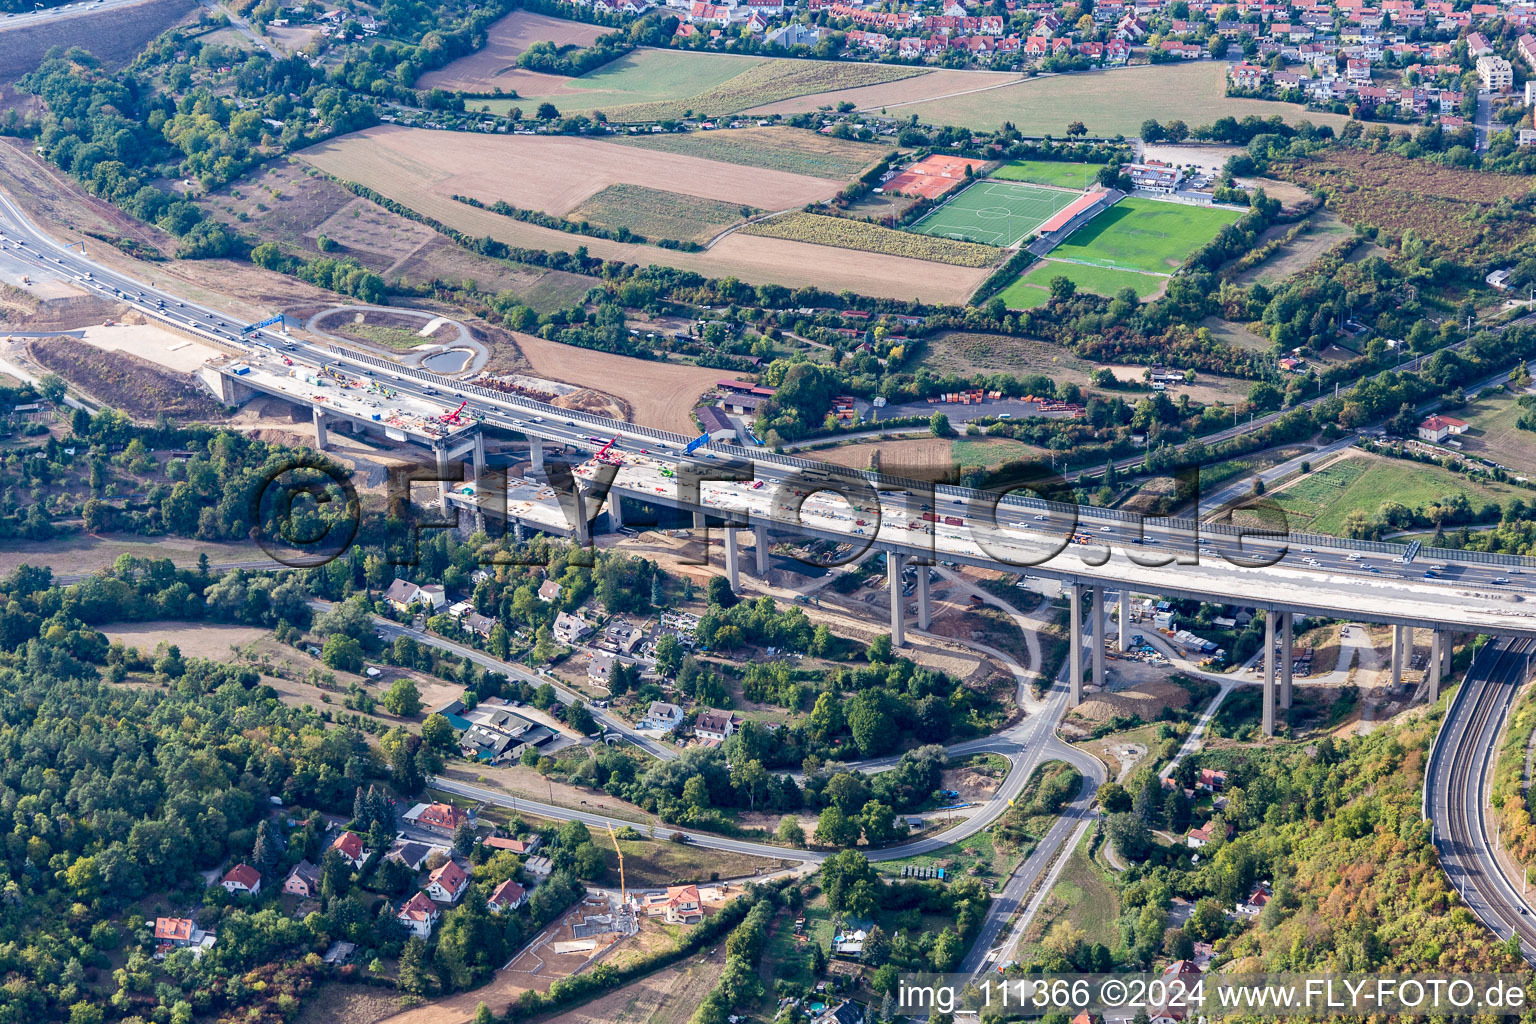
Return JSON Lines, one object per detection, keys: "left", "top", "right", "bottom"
{"left": 318, "top": 345, "right": 1536, "bottom": 570}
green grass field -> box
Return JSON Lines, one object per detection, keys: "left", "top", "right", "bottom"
{"left": 911, "top": 180, "right": 1081, "bottom": 247}
{"left": 484, "top": 50, "right": 762, "bottom": 116}
{"left": 1263, "top": 453, "right": 1517, "bottom": 535}
{"left": 997, "top": 258, "right": 1164, "bottom": 309}
{"left": 1050, "top": 197, "right": 1244, "bottom": 273}
{"left": 486, "top": 51, "right": 925, "bottom": 121}
{"left": 992, "top": 159, "right": 1100, "bottom": 190}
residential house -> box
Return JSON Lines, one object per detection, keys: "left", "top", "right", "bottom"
{"left": 1417, "top": 414, "right": 1469, "bottom": 442}
{"left": 331, "top": 830, "right": 368, "bottom": 870}
{"left": 766, "top": 22, "right": 824, "bottom": 47}
{"left": 640, "top": 701, "right": 685, "bottom": 731}
{"left": 1229, "top": 62, "right": 1267, "bottom": 87}
{"left": 397, "top": 891, "right": 442, "bottom": 939}
{"left": 695, "top": 709, "right": 740, "bottom": 743}
{"left": 1237, "top": 882, "right": 1272, "bottom": 914}
{"left": 553, "top": 611, "right": 595, "bottom": 645}
{"left": 384, "top": 579, "right": 447, "bottom": 613}
{"left": 405, "top": 802, "right": 474, "bottom": 835}
{"left": 525, "top": 854, "right": 555, "bottom": 878}
{"left": 387, "top": 839, "right": 439, "bottom": 871}
{"left": 1197, "top": 768, "right": 1228, "bottom": 790}
{"left": 537, "top": 579, "right": 562, "bottom": 602}
{"left": 1466, "top": 30, "right": 1492, "bottom": 56}
{"left": 641, "top": 883, "right": 704, "bottom": 922}
{"left": 1186, "top": 821, "right": 1232, "bottom": 848}
{"left": 1520, "top": 31, "right": 1536, "bottom": 68}
{"left": 427, "top": 859, "right": 470, "bottom": 903}
{"left": 687, "top": 0, "right": 730, "bottom": 23}
{"left": 1160, "top": 40, "right": 1203, "bottom": 58}
{"left": 283, "top": 860, "right": 322, "bottom": 898}
{"left": 588, "top": 653, "right": 615, "bottom": 686}
{"left": 463, "top": 612, "right": 496, "bottom": 638}
{"left": 489, "top": 879, "right": 528, "bottom": 913}
{"left": 1478, "top": 54, "right": 1513, "bottom": 90}
{"left": 221, "top": 864, "right": 262, "bottom": 896}
{"left": 154, "top": 917, "right": 215, "bottom": 957}
{"left": 814, "top": 1003, "right": 865, "bottom": 1024}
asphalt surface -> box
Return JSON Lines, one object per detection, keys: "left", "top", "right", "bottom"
{"left": 3, "top": 185, "right": 1535, "bottom": 635}
{"left": 1428, "top": 636, "right": 1536, "bottom": 960}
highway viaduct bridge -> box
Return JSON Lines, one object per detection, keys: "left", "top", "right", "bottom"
{"left": 206, "top": 343, "right": 1536, "bottom": 739}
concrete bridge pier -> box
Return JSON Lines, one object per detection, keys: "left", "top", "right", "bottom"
{"left": 1430, "top": 629, "right": 1444, "bottom": 702}
{"left": 435, "top": 447, "right": 452, "bottom": 507}
{"left": 916, "top": 565, "right": 931, "bottom": 630}
{"left": 724, "top": 527, "right": 740, "bottom": 592}
{"left": 608, "top": 493, "right": 624, "bottom": 531}
{"left": 572, "top": 485, "right": 590, "bottom": 546}
{"left": 514, "top": 521, "right": 526, "bottom": 543}
{"left": 1119, "top": 589, "right": 1129, "bottom": 650}
{"left": 693, "top": 510, "right": 706, "bottom": 530}
{"left": 1263, "top": 609, "right": 1277, "bottom": 737}
{"left": 529, "top": 438, "right": 544, "bottom": 473}
{"left": 1391, "top": 624, "right": 1408, "bottom": 688}
{"left": 471, "top": 431, "right": 486, "bottom": 482}
{"left": 1091, "top": 585, "right": 1106, "bottom": 692}
{"left": 1068, "top": 581, "right": 1083, "bottom": 707}
{"left": 313, "top": 407, "right": 328, "bottom": 450}
{"left": 888, "top": 551, "right": 907, "bottom": 648}
{"left": 754, "top": 524, "right": 769, "bottom": 575}
{"left": 1280, "top": 611, "right": 1294, "bottom": 710}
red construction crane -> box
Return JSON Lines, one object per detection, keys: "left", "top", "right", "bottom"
{"left": 595, "top": 436, "right": 622, "bottom": 464}
{"left": 440, "top": 400, "right": 468, "bottom": 424}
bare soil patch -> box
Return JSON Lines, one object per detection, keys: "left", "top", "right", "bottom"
{"left": 79, "top": 321, "right": 222, "bottom": 373}
{"left": 294, "top": 984, "right": 404, "bottom": 1024}
{"left": 302, "top": 126, "right": 842, "bottom": 220}
{"left": 540, "top": 946, "right": 727, "bottom": 1024}
{"left": 1071, "top": 680, "right": 1192, "bottom": 724}
{"left": 418, "top": 11, "right": 609, "bottom": 94}
{"left": 29, "top": 337, "right": 226, "bottom": 421}
{"left": 0, "top": 532, "right": 266, "bottom": 578}
{"left": 506, "top": 332, "right": 721, "bottom": 433}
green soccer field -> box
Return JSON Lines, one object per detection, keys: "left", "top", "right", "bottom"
{"left": 1049, "top": 196, "right": 1244, "bottom": 273}
{"left": 991, "top": 159, "right": 1101, "bottom": 190}
{"left": 997, "top": 258, "right": 1164, "bottom": 309}
{"left": 909, "top": 180, "right": 1081, "bottom": 247}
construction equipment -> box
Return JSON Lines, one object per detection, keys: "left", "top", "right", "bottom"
{"left": 606, "top": 822, "right": 626, "bottom": 910}
{"left": 240, "top": 313, "right": 285, "bottom": 335}
{"left": 439, "top": 400, "right": 468, "bottom": 424}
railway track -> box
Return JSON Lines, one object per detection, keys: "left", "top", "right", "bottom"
{"left": 1430, "top": 636, "right": 1536, "bottom": 959}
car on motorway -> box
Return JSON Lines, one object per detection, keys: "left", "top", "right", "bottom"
{"left": 1495, "top": 577, "right": 1511, "bottom": 584}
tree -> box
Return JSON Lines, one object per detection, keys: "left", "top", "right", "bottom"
{"left": 452, "top": 820, "right": 477, "bottom": 857}
{"left": 733, "top": 759, "right": 769, "bottom": 811}
{"left": 683, "top": 774, "right": 711, "bottom": 810}
{"left": 37, "top": 373, "right": 66, "bottom": 405}
{"left": 397, "top": 936, "right": 435, "bottom": 994}
{"left": 653, "top": 633, "right": 683, "bottom": 677}
{"left": 706, "top": 574, "right": 737, "bottom": 608}
{"left": 1066, "top": 120, "right": 1087, "bottom": 137}
{"left": 319, "top": 848, "right": 351, "bottom": 904}
{"left": 321, "top": 634, "right": 364, "bottom": 673}
{"left": 929, "top": 412, "right": 953, "bottom": 437}
{"left": 535, "top": 102, "right": 560, "bottom": 120}
{"left": 860, "top": 800, "right": 899, "bottom": 844}
{"left": 382, "top": 677, "right": 422, "bottom": 717}
{"left": 814, "top": 806, "right": 861, "bottom": 847}
{"left": 567, "top": 702, "right": 596, "bottom": 735}
{"left": 776, "top": 815, "right": 806, "bottom": 847}
{"left": 421, "top": 712, "right": 456, "bottom": 751}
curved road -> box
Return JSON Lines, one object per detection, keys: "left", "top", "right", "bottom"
{"left": 1428, "top": 636, "right": 1536, "bottom": 961}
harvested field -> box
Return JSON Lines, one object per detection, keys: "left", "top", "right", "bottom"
{"left": 747, "top": 67, "right": 1021, "bottom": 115}
{"left": 605, "top": 59, "right": 925, "bottom": 121}
{"left": 742, "top": 212, "right": 1002, "bottom": 267}
{"left": 102, "top": 621, "right": 268, "bottom": 661}
{"left": 1279, "top": 149, "right": 1536, "bottom": 259}
{"left": 0, "top": 0, "right": 192, "bottom": 80}
{"left": 298, "top": 144, "right": 990, "bottom": 301}
{"left": 566, "top": 184, "right": 750, "bottom": 245}
{"left": 301, "top": 126, "right": 842, "bottom": 219}
{"left": 417, "top": 11, "right": 608, "bottom": 94}
{"left": 388, "top": 238, "right": 591, "bottom": 314}
{"left": 884, "top": 154, "right": 989, "bottom": 200}
{"left": 0, "top": 533, "right": 265, "bottom": 577}
{"left": 508, "top": 332, "right": 721, "bottom": 433}
{"left": 28, "top": 337, "right": 225, "bottom": 421}
{"left": 613, "top": 125, "right": 888, "bottom": 178}
{"left": 838, "top": 62, "right": 1355, "bottom": 136}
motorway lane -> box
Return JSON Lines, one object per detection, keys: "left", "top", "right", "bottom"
{"left": 1428, "top": 636, "right": 1536, "bottom": 959}
{"left": 3, "top": 183, "right": 1533, "bottom": 615}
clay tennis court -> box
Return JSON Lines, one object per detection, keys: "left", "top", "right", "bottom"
{"left": 882, "top": 154, "right": 989, "bottom": 199}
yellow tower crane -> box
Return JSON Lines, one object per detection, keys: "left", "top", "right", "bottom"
{"left": 606, "top": 821, "right": 627, "bottom": 910}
